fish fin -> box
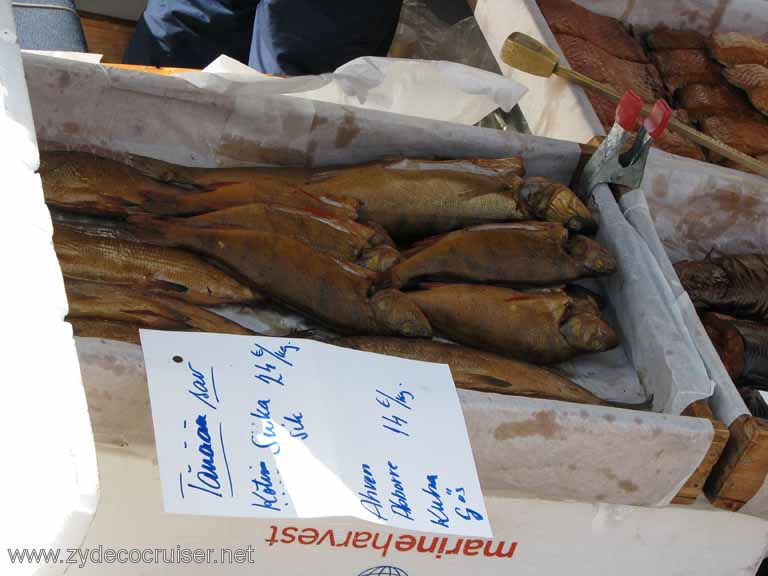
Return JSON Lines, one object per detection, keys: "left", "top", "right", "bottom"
{"left": 125, "top": 214, "right": 175, "bottom": 246}
{"left": 138, "top": 191, "right": 181, "bottom": 215}
{"left": 145, "top": 279, "right": 191, "bottom": 295}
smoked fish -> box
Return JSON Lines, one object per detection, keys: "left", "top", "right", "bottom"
{"left": 652, "top": 50, "right": 723, "bottom": 93}
{"left": 700, "top": 116, "right": 768, "bottom": 157}
{"left": 675, "top": 254, "right": 768, "bottom": 321}
{"left": 405, "top": 284, "right": 619, "bottom": 364}
{"left": 702, "top": 312, "right": 768, "bottom": 386}
{"left": 185, "top": 203, "right": 390, "bottom": 261}
{"left": 646, "top": 28, "right": 706, "bottom": 51}
{"left": 146, "top": 181, "right": 360, "bottom": 220}
{"left": 53, "top": 225, "right": 258, "bottom": 305}
{"left": 555, "top": 34, "right": 661, "bottom": 103}
{"left": 678, "top": 83, "right": 761, "bottom": 121}
{"left": 539, "top": 0, "right": 648, "bottom": 62}
{"left": 723, "top": 65, "right": 768, "bottom": 116}
{"left": 335, "top": 336, "right": 644, "bottom": 408}
{"left": 129, "top": 219, "right": 431, "bottom": 336}
{"left": 356, "top": 245, "right": 402, "bottom": 273}
{"left": 70, "top": 318, "right": 142, "bottom": 344}
{"left": 65, "top": 281, "right": 255, "bottom": 335}
{"left": 387, "top": 222, "right": 616, "bottom": 288}
{"left": 520, "top": 177, "right": 596, "bottom": 233}
{"left": 40, "top": 151, "right": 185, "bottom": 215}
{"left": 709, "top": 32, "right": 768, "bottom": 67}
{"left": 303, "top": 163, "right": 529, "bottom": 239}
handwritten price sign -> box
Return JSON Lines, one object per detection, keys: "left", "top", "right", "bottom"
{"left": 141, "top": 331, "right": 490, "bottom": 537}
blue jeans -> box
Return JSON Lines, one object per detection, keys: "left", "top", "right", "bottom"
{"left": 123, "top": 0, "right": 403, "bottom": 75}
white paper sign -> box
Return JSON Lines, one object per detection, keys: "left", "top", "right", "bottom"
{"left": 140, "top": 330, "right": 491, "bottom": 537}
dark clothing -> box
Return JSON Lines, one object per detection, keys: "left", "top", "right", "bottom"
{"left": 124, "top": 0, "right": 403, "bottom": 75}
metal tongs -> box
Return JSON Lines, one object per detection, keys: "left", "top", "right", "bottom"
{"left": 579, "top": 90, "right": 672, "bottom": 199}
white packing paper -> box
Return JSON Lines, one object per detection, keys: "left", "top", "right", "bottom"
{"left": 141, "top": 331, "right": 490, "bottom": 537}
{"left": 181, "top": 55, "right": 528, "bottom": 126}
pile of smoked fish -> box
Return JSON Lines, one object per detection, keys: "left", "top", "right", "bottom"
{"left": 539, "top": 0, "right": 768, "bottom": 170}
{"left": 45, "top": 150, "right": 644, "bottom": 409}
{"left": 676, "top": 253, "right": 768, "bottom": 414}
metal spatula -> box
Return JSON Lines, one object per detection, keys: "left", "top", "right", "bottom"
{"left": 500, "top": 32, "right": 768, "bottom": 178}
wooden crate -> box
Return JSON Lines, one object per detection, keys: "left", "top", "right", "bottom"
{"left": 672, "top": 401, "right": 730, "bottom": 505}
{"left": 706, "top": 415, "right": 768, "bottom": 511}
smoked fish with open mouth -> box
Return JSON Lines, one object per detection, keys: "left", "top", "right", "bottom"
{"left": 404, "top": 284, "right": 619, "bottom": 364}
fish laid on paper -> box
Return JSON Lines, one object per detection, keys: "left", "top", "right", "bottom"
{"left": 70, "top": 318, "right": 143, "bottom": 344}
{"left": 303, "top": 163, "right": 529, "bottom": 239}
{"left": 678, "top": 83, "right": 762, "bottom": 121}
{"left": 723, "top": 65, "right": 768, "bottom": 117}
{"left": 146, "top": 181, "right": 360, "bottom": 220}
{"left": 185, "top": 203, "right": 391, "bottom": 261}
{"left": 539, "top": 0, "right": 648, "bottom": 62}
{"left": 40, "top": 151, "right": 186, "bottom": 215}
{"left": 709, "top": 32, "right": 768, "bottom": 67}
{"left": 675, "top": 254, "right": 768, "bottom": 321}
{"left": 520, "top": 177, "right": 596, "bottom": 233}
{"left": 65, "top": 281, "right": 255, "bottom": 335}
{"left": 53, "top": 226, "right": 258, "bottom": 305}
{"left": 555, "top": 34, "right": 661, "bottom": 103}
{"left": 645, "top": 28, "right": 706, "bottom": 51}
{"left": 130, "top": 219, "right": 431, "bottom": 336}
{"left": 700, "top": 116, "right": 768, "bottom": 157}
{"left": 652, "top": 50, "right": 722, "bottom": 92}
{"left": 405, "top": 284, "right": 619, "bottom": 364}
{"left": 702, "top": 312, "right": 768, "bottom": 386}
{"left": 335, "top": 337, "right": 644, "bottom": 408}
{"left": 387, "top": 222, "right": 615, "bottom": 288}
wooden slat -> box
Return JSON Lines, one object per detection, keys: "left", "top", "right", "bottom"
{"left": 79, "top": 12, "right": 136, "bottom": 64}
{"left": 706, "top": 415, "right": 768, "bottom": 510}
{"left": 672, "top": 400, "right": 730, "bottom": 505}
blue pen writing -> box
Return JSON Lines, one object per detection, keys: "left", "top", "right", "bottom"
{"left": 251, "top": 461, "right": 281, "bottom": 511}
{"left": 358, "top": 464, "right": 388, "bottom": 521}
{"left": 187, "top": 363, "right": 218, "bottom": 410}
{"left": 250, "top": 401, "right": 281, "bottom": 455}
{"left": 387, "top": 461, "right": 414, "bottom": 521}
{"left": 283, "top": 412, "right": 309, "bottom": 440}
{"left": 251, "top": 342, "right": 300, "bottom": 386}
{"left": 251, "top": 342, "right": 301, "bottom": 366}
{"left": 451, "top": 487, "right": 484, "bottom": 521}
{"left": 186, "top": 415, "right": 222, "bottom": 498}
{"left": 422, "top": 474, "right": 450, "bottom": 528}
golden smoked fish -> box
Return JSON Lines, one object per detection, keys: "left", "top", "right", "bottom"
{"left": 130, "top": 218, "right": 431, "bottom": 336}
{"left": 519, "top": 177, "right": 596, "bottom": 233}
{"left": 335, "top": 337, "right": 645, "bottom": 408}
{"left": 147, "top": 181, "right": 360, "bottom": 219}
{"left": 406, "top": 284, "right": 619, "bottom": 364}
{"left": 388, "top": 222, "right": 615, "bottom": 288}
{"left": 303, "top": 163, "right": 529, "bottom": 239}
{"left": 723, "top": 65, "right": 768, "bottom": 116}
{"left": 65, "top": 281, "right": 254, "bottom": 335}
{"left": 40, "top": 151, "right": 185, "bottom": 215}
{"left": 709, "top": 32, "right": 768, "bottom": 67}
{"left": 185, "top": 203, "right": 390, "bottom": 261}
{"left": 53, "top": 226, "right": 258, "bottom": 305}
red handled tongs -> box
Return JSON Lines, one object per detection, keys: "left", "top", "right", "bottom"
{"left": 578, "top": 91, "right": 672, "bottom": 201}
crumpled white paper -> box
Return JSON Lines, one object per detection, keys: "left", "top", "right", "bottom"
{"left": 177, "top": 54, "right": 528, "bottom": 126}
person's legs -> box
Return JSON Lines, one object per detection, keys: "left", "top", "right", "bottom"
{"left": 249, "top": 0, "right": 404, "bottom": 75}
{"left": 123, "top": 0, "right": 258, "bottom": 68}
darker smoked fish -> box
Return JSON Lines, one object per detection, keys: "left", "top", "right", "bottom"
{"left": 702, "top": 312, "right": 768, "bottom": 386}
{"left": 131, "top": 219, "right": 431, "bottom": 336}
{"left": 335, "top": 337, "right": 643, "bottom": 408}
{"left": 70, "top": 318, "right": 143, "bottom": 344}
{"left": 675, "top": 254, "right": 768, "bottom": 321}
{"left": 53, "top": 225, "right": 258, "bottom": 305}
{"left": 303, "top": 162, "right": 529, "bottom": 239}
{"left": 388, "top": 222, "right": 615, "bottom": 288}
{"left": 405, "top": 284, "right": 618, "bottom": 364}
